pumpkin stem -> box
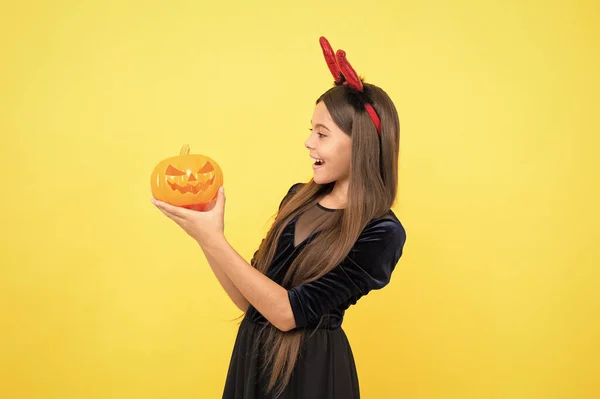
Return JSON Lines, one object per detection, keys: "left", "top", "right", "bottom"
{"left": 180, "top": 145, "right": 190, "bottom": 156}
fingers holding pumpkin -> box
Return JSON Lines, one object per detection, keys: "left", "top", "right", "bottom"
{"left": 152, "top": 199, "right": 189, "bottom": 221}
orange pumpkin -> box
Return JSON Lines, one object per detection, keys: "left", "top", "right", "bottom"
{"left": 150, "top": 145, "right": 223, "bottom": 211}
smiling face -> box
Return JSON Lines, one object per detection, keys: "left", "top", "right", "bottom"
{"left": 305, "top": 101, "right": 352, "bottom": 185}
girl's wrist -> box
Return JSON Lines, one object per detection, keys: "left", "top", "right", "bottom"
{"left": 198, "top": 233, "right": 228, "bottom": 253}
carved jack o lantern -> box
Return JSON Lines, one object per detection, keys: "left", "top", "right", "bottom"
{"left": 150, "top": 145, "right": 223, "bottom": 211}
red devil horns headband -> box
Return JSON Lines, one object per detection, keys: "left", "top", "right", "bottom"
{"left": 319, "top": 36, "right": 382, "bottom": 136}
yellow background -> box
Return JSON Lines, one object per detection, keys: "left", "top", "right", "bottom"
{"left": 1, "top": 0, "right": 598, "bottom": 398}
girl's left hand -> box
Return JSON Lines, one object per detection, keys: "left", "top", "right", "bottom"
{"left": 152, "top": 186, "right": 226, "bottom": 247}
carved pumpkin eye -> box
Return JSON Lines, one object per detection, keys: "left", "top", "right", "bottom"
{"left": 165, "top": 164, "right": 186, "bottom": 176}
{"left": 198, "top": 161, "right": 215, "bottom": 174}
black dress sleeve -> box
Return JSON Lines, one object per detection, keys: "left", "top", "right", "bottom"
{"left": 287, "top": 217, "right": 406, "bottom": 328}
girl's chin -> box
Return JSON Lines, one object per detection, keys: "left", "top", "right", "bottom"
{"left": 313, "top": 174, "right": 335, "bottom": 185}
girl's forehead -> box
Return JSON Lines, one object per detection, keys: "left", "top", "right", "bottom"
{"left": 311, "top": 102, "right": 334, "bottom": 125}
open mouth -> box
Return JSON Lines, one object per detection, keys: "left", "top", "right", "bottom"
{"left": 311, "top": 156, "right": 325, "bottom": 167}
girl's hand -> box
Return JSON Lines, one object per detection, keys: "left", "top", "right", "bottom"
{"left": 152, "top": 187, "right": 226, "bottom": 247}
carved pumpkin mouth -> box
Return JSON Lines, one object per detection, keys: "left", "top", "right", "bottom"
{"left": 164, "top": 163, "right": 216, "bottom": 195}
{"left": 167, "top": 176, "right": 216, "bottom": 194}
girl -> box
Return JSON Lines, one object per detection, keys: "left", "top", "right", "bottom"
{"left": 152, "top": 36, "right": 406, "bottom": 399}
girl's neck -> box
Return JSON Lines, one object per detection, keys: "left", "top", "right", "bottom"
{"left": 320, "top": 181, "right": 348, "bottom": 209}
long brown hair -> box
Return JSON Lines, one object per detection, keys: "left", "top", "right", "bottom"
{"left": 250, "top": 82, "right": 401, "bottom": 397}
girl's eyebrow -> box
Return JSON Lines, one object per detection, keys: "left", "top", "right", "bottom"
{"left": 310, "top": 121, "right": 331, "bottom": 131}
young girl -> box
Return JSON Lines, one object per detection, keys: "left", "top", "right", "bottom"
{"left": 152, "top": 36, "right": 406, "bottom": 399}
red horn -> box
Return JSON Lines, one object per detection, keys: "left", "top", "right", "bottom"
{"left": 336, "top": 49, "right": 363, "bottom": 91}
{"left": 319, "top": 36, "right": 342, "bottom": 83}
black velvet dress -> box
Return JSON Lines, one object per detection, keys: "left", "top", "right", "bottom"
{"left": 222, "top": 183, "right": 406, "bottom": 399}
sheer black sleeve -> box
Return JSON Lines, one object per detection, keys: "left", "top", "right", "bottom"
{"left": 250, "top": 182, "right": 303, "bottom": 267}
{"left": 278, "top": 182, "right": 303, "bottom": 211}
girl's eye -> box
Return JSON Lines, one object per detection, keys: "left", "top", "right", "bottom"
{"left": 308, "top": 127, "right": 327, "bottom": 139}
{"left": 308, "top": 128, "right": 326, "bottom": 138}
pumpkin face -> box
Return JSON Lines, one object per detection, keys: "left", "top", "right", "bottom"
{"left": 150, "top": 145, "right": 223, "bottom": 210}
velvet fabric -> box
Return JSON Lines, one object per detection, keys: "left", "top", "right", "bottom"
{"left": 244, "top": 183, "right": 406, "bottom": 330}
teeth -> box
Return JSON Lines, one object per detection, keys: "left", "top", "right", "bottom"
{"left": 311, "top": 157, "right": 324, "bottom": 163}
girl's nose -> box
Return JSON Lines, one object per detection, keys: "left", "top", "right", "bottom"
{"left": 305, "top": 136, "right": 314, "bottom": 150}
